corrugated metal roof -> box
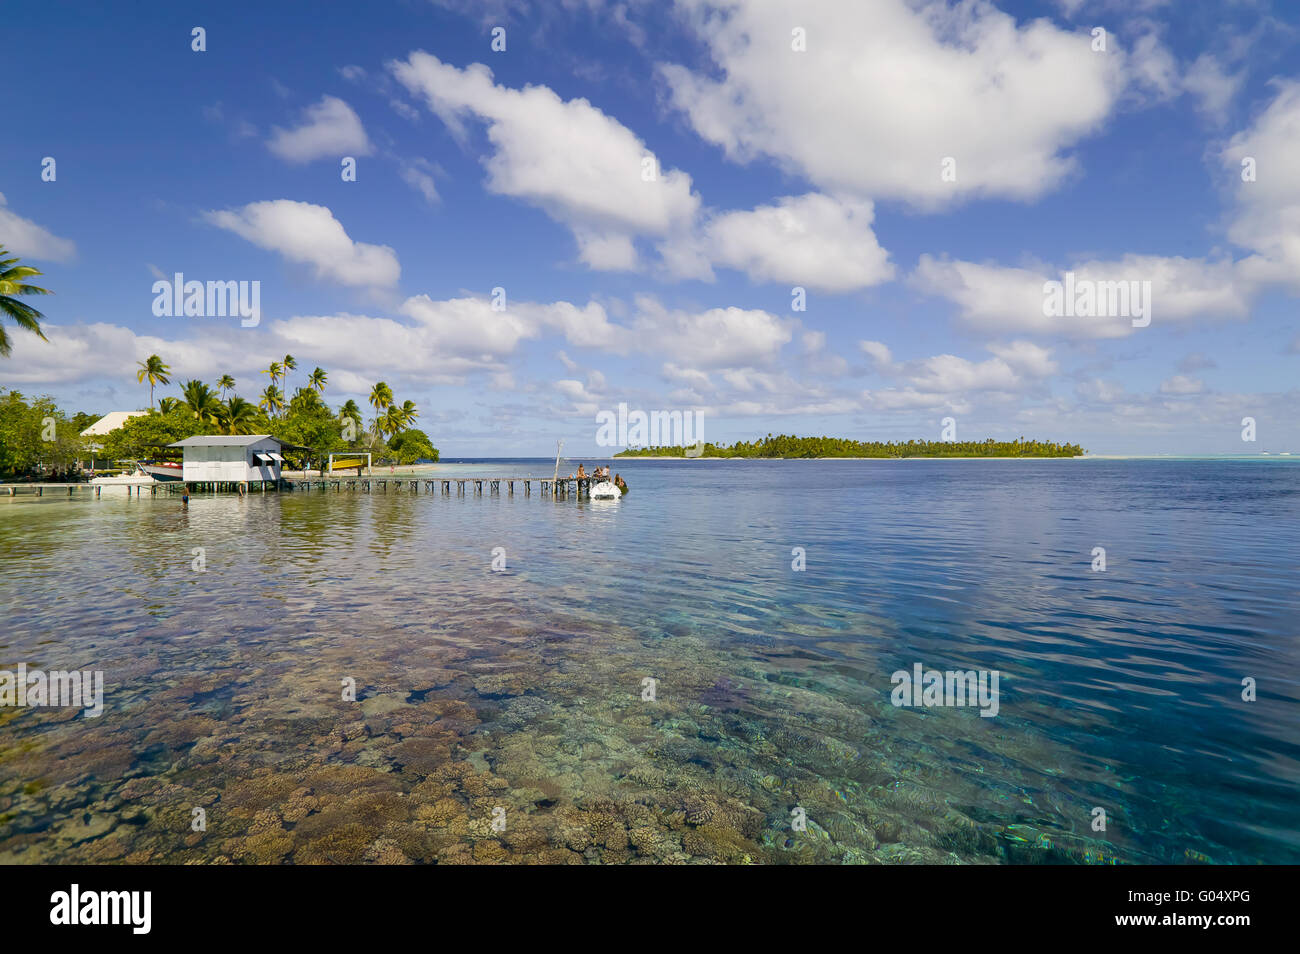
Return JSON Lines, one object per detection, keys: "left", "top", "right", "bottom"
{"left": 168, "top": 434, "right": 281, "bottom": 447}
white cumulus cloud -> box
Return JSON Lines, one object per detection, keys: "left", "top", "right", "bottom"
{"left": 390, "top": 51, "right": 700, "bottom": 269}
{"left": 0, "top": 193, "right": 76, "bottom": 262}
{"left": 664, "top": 193, "right": 894, "bottom": 291}
{"left": 659, "top": 0, "right": 1128, "bottom": 207}
{"left": 911, "top": 254, "right": 1250, "bottom": 339}
{"left": 1222, "top": 81, "right": 1300, "bottom": 292}
{"left": 266, "top": 95, "right": 373, "bottom": 163}
{"left": 204, "top": 200, "right": 400, "bottom": 288}
{"left": 632, "top": 296, "right": 792, "bottom": 368}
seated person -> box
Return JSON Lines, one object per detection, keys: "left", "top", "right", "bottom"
{"left": 576, "top": 463, "right": 587, "bottom": 479}
{"left": 614, "top": 473, "right": 628, "bottom": 494}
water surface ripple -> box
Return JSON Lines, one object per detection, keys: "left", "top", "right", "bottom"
{"left": 1, "top": 459, "right": 1296, "bottom": 864}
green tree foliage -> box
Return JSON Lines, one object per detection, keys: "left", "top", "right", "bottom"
{"left": 269, "top": 397, "right": 342, "bottom": 464}
{"left": 70, "top": 411, "right": 98, "bottom": 433}
{"left": 261, "top": 362, "right": 283, "bottom": 409}
{"left": 368, "top": 381, "right": 394, "bottom": 438}
{"left": 0, "top": 389, "right": 86, "bottom": 479}
{"left": 386, "top": 428, "right": 439, "bottom": 464}
{"left": 0, "top": 248, "right": 52, "bottom": 358}
{"left": 6, "top": 367, "right": 430, "bottom": 477}
{"left": 338, "top": 400, "right": 363, "bottom": 444}
{"left": 212, "top": 397, "right": 261, "bottom": 435}
{"left": 381, "top": 404, "right": 406, "bottom": 439}
{"left": 135, "top": 354, "right": 171, "bottom": 410}
{"left": 180, "top": 379, "right": 221, "bottom": 424}
{"left": 98, "top": 406, "right": 216, "bottom": 462}
{"left": 258, "top": 384, "right": 284, "bottom": 418}
{"left": 614, "top": 434, "right": 1085, "bottom": 458}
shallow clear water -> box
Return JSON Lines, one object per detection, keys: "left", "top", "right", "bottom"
{"left": 1, "top": 459, "right": 1297, "bottom": 864}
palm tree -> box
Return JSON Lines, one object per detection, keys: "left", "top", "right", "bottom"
{"left": 289, "top": 387, "right": 322, "bottom": 414}
{"left": 158, "top": 397, "right": 181, "bottom": 414}
{"left": 339, "top": 399, "right": 363, "bottom": 442}
{"left": 282, "top": 354, "right": 297, "bottom": 396}
{"left": 381, "top": 404, "right": 407, "bottom": 439}
{"left": 308, "top": 366, "right": 327, "bottom": 393}
{"left": 261, "top": 362, "right": 283, "bottom": 413}
{"left": 398, "top": 399, "right": 419, "bottom": 428}
{"left": 0, "top": 248, "right": 52, "bottom": 357}
{"left": 368, "top": 381, "right": 394, "bottom": 438}
{"left": 136, "top": 354, "right": 172, "bottom": 410}
{"left": 180, "top": 380, "right": 220, "bottom": 424}
{"left": 216, "top": 374, "right": 235, "bottom": 399}
{"left": 258, "top": 385, "right": 284, "bottom": 418}
{"left": 368, "top": 381, "right": 393, "bottom": 410}
{"left": 368, "top": 381, "right": 393, "bottom": 413}
{"left": 214, "top": 396, "right": 259, "bottom": 435}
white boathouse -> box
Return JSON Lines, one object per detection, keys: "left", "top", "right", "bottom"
{"left": 168, "top": 435, "right": 286, "bottom": 485}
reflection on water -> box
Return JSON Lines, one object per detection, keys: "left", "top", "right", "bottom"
{"left": 0, "top": 460, "right": 1297, "bottom": 863}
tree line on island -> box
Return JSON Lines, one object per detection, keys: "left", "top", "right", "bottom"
{"left": 1, "top": 250, "right": 437, "bottom": 477}
{"left": 1, "top": 353, "right": 437, "bottom": 479}
{"left": 614, "top": 434, "right": 1085, "bottom": 458}
{"left": 123, "top": 353, "right": 437, "bottom": 469}
{"left": 0, "top": 251, "right": 84, "bottom": 479}
{"left": 0, "top": 391, "right": 89, "bottom": 480}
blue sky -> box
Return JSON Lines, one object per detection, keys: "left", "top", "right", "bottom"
{"left": 3, "top": 0, "right": 1298, "bottom": 455}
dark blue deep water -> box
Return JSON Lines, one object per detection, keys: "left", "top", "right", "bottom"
{"left": 1, "top": 458, "right": 1297, "bottom": 863}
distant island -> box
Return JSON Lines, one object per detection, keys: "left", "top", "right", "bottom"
{"left": 614, "top": 435, "right": 1085, "bottom": 458}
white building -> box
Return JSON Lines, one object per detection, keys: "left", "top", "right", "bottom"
{"left": 80, "top": 411, "right": 151, "bottom": 470}
{"left": 80, "top": 410, "right": 149, "bottom": 440}
{"left": 168, "top": 435, "right": 286, "bottom": 484}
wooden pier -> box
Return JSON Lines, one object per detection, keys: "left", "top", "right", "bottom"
{"left": 276, "top": 476, "right": 602, "bottom": 498}
{"left": 4, "top": 482, "right": 114, "bottom": 497}
{"left": 1, "top": 481, "right": 270, "bottom": 498}
{"left": 3, "top": 476, "right": 606, "bottom": 499}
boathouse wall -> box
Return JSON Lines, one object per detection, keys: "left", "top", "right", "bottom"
{"left": 171, "top": 436, "right": 284, "bottom": 483}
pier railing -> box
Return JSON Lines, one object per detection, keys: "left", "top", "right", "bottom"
{"left": 3, "top": 476, "right": 609, "bottom": 498}
{"left": 277, "top": 476, "right": 604, "bottom": 497}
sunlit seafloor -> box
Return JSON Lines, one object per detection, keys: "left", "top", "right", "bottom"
{"left": 1, "top": 459, "right": 1297, "bottom": 864}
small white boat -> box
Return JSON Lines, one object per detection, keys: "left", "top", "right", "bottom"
{"left": 141, "top": 461, "right": 183, "bottom": 481}
{"left": 91, "top": 465, "right": 157, "bottom": 486}
{"left": 591, "top": 480, "right": 620, "bottom": 499}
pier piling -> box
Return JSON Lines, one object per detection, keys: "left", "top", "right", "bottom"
{"left": 5, "top": 473, "right": 611, "bottom": 501}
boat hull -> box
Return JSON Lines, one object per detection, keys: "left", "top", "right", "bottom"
{"left": 90, "top": 475, "right": 156, "bottom": 486}
{"left": 141, "top": 463, "right": 183, "bottom": 481}
{"left": 591, "top": 481, "right": 620, "bottom": 499}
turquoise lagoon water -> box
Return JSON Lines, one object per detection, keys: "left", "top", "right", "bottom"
{"left": 0, "top": 458, "right": 1297, "bottom": 864}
